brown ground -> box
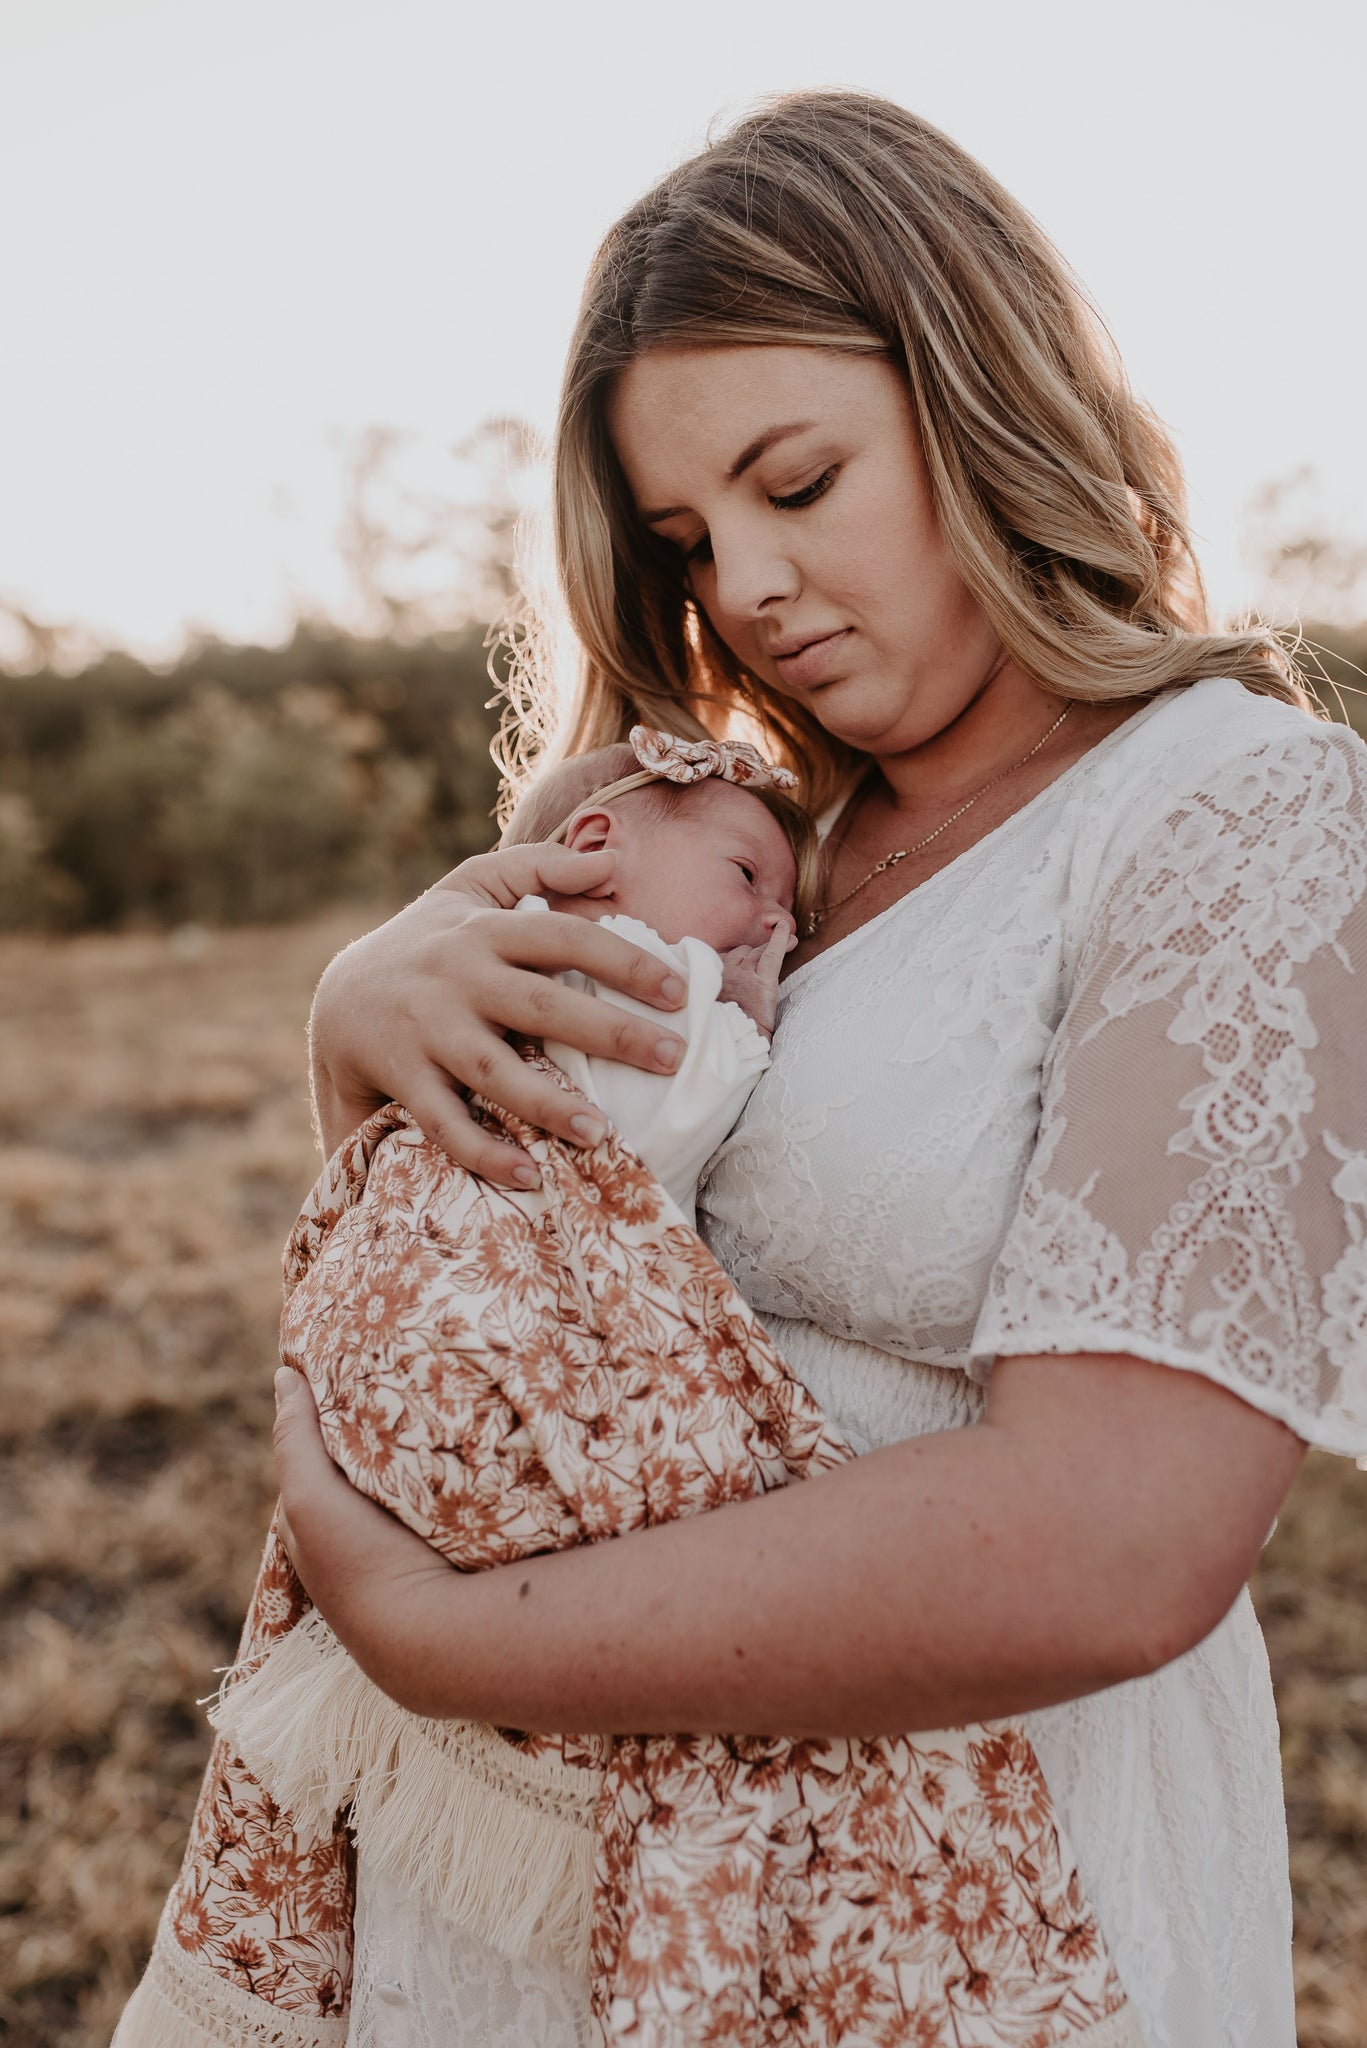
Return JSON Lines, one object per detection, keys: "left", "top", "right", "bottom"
{"left": 1, "top": 915, "right": 1363, "bottom": 2046}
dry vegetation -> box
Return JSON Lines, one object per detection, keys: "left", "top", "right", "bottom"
{"left": 1, "top": 914, "right": 1364, "bottom": 2047}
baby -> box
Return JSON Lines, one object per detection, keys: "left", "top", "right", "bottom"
{"left": 462, "top": 725, "right": 820, "bottom": 1221}
{"left": 117, "top": 727, "right": 1134, "bottom": 2048}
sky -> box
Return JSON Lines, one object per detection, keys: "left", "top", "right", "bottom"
{"left": 2, "top": 0, "right": 1364, "bottom": 658}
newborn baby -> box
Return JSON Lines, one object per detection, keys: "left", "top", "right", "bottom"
{"left": 457, "top": 726, "right": 818, "bottom": 1221}
{"left": 119, "top": 728, "right": 1135, "bottom": 2048}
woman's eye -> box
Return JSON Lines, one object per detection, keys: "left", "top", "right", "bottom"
{"left": 771, "top": 465, "right": 837, "bottom": 512}
{"left": 683, "top": 533, "right": 713, "bottom": 566}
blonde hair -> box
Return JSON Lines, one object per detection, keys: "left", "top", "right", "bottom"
{"left": 500, "top": 89, "right": 1313, "bottom": 814}
{"left": 501, "top": 744, "right": 822, "bottom": 932}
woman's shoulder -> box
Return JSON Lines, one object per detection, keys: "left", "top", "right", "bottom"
{"left": 1078, "top": 678, "right": 1367, "bottom": 874}
{"left": 1044, "top": 680, "right": 1367, "bottom": 970}
{"left": 1097, "top": 675, "right": 1363, "bottom": 780}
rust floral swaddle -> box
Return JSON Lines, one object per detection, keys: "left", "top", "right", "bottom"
{"left": 114, "top": 1068, "right": 1141, "bottom": 2048}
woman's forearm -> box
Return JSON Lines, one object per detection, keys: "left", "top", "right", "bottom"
{"left": 292, "top": 1352, "right": 1301, "bottom": 1736}
{"left": 370, "top": 1422, "right": 1123, "bottom": 1733}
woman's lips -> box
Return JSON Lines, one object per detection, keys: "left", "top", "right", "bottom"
{"left": 771, "top": 628, "right": 853, "bottom": 689}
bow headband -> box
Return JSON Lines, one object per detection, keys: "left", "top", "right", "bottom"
{"left": 547, "top": 725, "right": 797, "bottom": 842}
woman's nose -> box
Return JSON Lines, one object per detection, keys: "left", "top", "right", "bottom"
{"left": 708, "top": 524, "right": 800, "bottom": 621}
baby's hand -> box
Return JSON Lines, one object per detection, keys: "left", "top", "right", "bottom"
{"left": 717, "top": 918, "right": 796, "bottom": 1041}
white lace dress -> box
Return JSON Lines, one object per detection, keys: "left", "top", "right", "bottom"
{"left": 349, "top": 679, "right": 1367, "bottom": 2048}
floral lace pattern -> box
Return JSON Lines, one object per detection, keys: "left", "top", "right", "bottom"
{"left": 347, "top": 1858, "right": 592, "bottom": 2048}
{"left": 974, "top": 712, "right": 1367, "bottom": 1450}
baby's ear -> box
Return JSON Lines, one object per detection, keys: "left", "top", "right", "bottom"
{"left": 561, "top": 808, "right": 621, "bottom": 856}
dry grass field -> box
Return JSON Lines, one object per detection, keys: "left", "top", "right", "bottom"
{"left": 1, "top": 913, "right": 1364, "bottom": 2047}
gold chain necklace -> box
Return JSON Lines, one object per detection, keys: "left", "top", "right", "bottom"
{"left": 807, "top": 703, "right": 1072, "bottom": 935}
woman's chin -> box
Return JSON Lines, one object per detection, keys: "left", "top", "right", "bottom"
{"left": 758, "top": 653, "right": 916, "bottom": 750}
{"left": 803, "top": 679, "right": 908, "bottom": 749}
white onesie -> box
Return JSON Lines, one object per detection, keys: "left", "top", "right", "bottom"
{"left": 518, "top": 896, "right": 771, "bottom": 1225}
{"left": 344, "top": 900, "right": 773, "bottom": 2048}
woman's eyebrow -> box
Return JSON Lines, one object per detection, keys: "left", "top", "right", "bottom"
{"left": 641, "top": 422, "right": 817, "bottom": 525}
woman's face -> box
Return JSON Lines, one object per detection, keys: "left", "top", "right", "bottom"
{"left": 607, "top": 345, "right": 1004, "bottom": 760}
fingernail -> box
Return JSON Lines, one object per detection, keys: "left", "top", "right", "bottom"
{"left": 512, "top": 1163, "right": 541, "bottom": 1189}
{"left": 274, "top": 1367, "right": 296, "bottom": 1403}
{"left": 570, "top": 1113, "right": 606, "bottom": 1144}
{"left": 660, "top": 975, "right": 686, "bottom": 1004}
{"left": 655, "top": 1038, "right": 682, "bottom": 1071}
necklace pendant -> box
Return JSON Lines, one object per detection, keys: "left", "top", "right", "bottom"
{"left": 808, "top": 701, "right": 1072, "bottom": 940}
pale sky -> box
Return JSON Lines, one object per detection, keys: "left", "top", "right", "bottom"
{"left": 2, "top": 0, "right": 1363, "bottom": 657}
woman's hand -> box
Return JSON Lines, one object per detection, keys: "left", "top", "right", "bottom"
{"left": 308, "top": 844, "right": 689, "bottom": 1181}
{"left": 273, "top": 1369, "right": 457, "bottom": 1701}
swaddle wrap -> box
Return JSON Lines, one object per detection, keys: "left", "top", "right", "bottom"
{"left": 114, "top": 1059, "right": 1141, "bottom": 2048}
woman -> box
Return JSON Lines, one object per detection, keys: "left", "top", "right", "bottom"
{"left": 275, "top": 91, "right": 1366, "bottom": 2047}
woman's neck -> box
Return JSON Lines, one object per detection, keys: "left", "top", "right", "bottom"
{"left": 788, "top": 677, "right": 1145, "bottom": 971}
{"left": 870, "top": 658, "right": 1072, "bottom": 813}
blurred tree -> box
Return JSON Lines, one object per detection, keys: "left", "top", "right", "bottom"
{"left": 0, "top": 627, "right": 506, "bottom": 929}
{"left": 1244, "top": 468, "right": 1367, "bottom": 628}
{"left": 8, "top": 441, "right": 1363, "bottom": 934}
{"left": 0, "top": 593, "right": 105, "bottom": 674}
{"left": 334, "top": 415, "right": 543, "bottom": 638}
{"left": 0, "top": 416, "right": 548, "bottom": 928}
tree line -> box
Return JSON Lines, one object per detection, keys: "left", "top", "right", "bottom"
{"left": 1, "top": 625, "right": 505, "bottom": 929}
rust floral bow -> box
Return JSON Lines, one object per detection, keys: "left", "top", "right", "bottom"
{"left": 546, "top": 726, "right": 797, "bottom": 844}
{"left": 627, "top": 724, "right": 797, "bottom": 791}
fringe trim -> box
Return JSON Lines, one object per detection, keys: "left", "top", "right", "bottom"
{"left": 209, "top": 1609, "right": 601, "bottom": 1969}
{"left": 111, "top": 1903, "right": 349, "bottom": 2047}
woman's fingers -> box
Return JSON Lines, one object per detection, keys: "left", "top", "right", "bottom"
{"left": 435, "top": 844, "right": 618, "bottom": 911}
{"left": 419, "top": 1029, "right": 612, "bottom": 1157}
{"left": 401, "top": 1067, "right": 542, "bottom": 1188}
{"left": 308, "top": 879, "right": 693, "bottom": 1171}
{"left": 403, "top": 1040, "right": 612, "bottom": 1184}
{"left": 496, "top": 972, "right": 687, "bottom": 1076}
{"left": 499, "top": 909, "right": 689, "bottom": 1014}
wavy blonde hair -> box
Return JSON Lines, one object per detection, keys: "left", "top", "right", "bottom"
{"left": 499, "top": 90, "right": 1312, "bottom": 813}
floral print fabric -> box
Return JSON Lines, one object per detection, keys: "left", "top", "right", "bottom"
{"left": 626, "top": 723, "right": 797, "bottom": 790}
{"left": 598, "top": 1724, "right": 1130, "bottom": 2045}
{"left": 120, "top": 1066, "right": 1135, "bottom": 2046}
{"left": 157, "top": 1530, "right": 354, "bottom": 2029}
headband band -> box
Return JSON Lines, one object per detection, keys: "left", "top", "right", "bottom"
{"left": 546, "top": 724, "right": 797, "bottom": 843}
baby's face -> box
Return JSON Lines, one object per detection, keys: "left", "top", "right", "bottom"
{"left": 565, "top": 778, "right": 797, "bottom": 953}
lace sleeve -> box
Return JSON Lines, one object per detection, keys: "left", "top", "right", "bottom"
{"left": 972, "top": 719, "right": 1367, "bottom": 1457}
